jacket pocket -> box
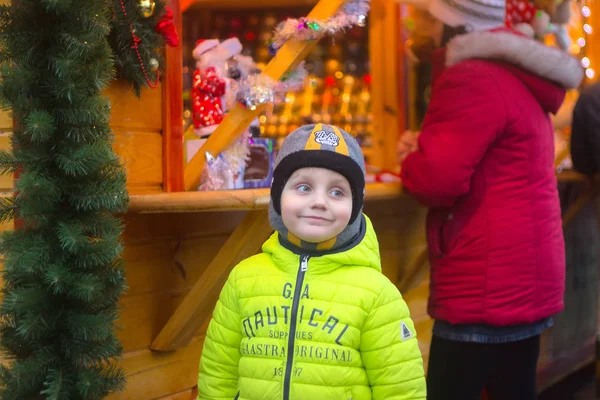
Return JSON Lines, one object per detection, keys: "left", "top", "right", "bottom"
{"left": 427, "top": 211, "right": 453, "bottom": 257}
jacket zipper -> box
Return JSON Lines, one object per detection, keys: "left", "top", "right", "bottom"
{"left": 283, "top": 255, "right": 309, "bottom": 400}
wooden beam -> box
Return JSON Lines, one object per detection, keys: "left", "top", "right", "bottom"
{"left": 562, "top": 183, "right": 600, "bottom": 229}
{"left": 150, "top": 209, "right": 272, "bottom": 351}
{"left": 162, "top": 0, "right": 184, "bottom": 192}
{"left": 128, "top": 182, "right": 402, "bottom": 213}
{"left": 396, "top": 247, "right": 429, "bottom": 294}
{"left": 183, "top": 0, "right": 347, "bottom": 191}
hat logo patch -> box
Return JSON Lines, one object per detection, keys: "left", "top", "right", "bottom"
{"left": 314, "top": 130, "right": 340, "bottom": 147}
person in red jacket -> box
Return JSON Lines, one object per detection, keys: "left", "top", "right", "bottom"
{"left": 399, "top": 0, "right": 584, "bottom": 398}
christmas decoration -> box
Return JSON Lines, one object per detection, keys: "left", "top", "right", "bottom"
{"left": 234, "top": 62, "right": 307, "bottom": 110}
{"left": 576, "top": 1, "right": 595, "bottom": 80}
{"left": 155, "top": 6, "right": 179, "bottom": 47}
{"left": 198, "top": 129, "right": 252, "bottom": 191}
{"left": 139, "top": 0, "right": 156, "bottom": 18}
{"left": 505, "top": 0, "right": 572, "bottom": 50}
{"left": 191, "top": 39, "right": 230, "bottom": 137}
{"left": 149, "top": 57, "right": 159, "bottom": 71}
{"left": 0, "top": 0, "right": 128, "bottom": 398}
{"left": 109, "top": 0, "right": 179, "bottom": 96}
{"left": 267, "top": 0, "right": 370, "bottom": 54}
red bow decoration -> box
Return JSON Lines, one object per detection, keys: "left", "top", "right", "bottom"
{"left": 155, "top": 6, "right": 179, "bottom": 47}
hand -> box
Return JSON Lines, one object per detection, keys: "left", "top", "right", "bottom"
{"left": 397, "top": 130, "right": 420, "bottom": 164}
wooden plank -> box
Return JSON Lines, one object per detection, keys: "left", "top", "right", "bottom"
{"left": 113, "top": 129, "right": 163, "bottom": 191}
{"left": 117, "top": 237, "right": 228, "bottom": 351}
{"left": 162, "top": 0, "right": 184, "bottom": 192}
{"left": 369, "top": 0, "right": 400, "bottom": 170}
{"left": 0, "top": 135, "right": 13, "bottom": 191}
{"left": 106, "top": 81, "right": 162, "bottom": 132}
{"left": 0, "top": 111, "right": 12, "bottom": 132}
{"left": 151, "top": 209, "right": 272, "bottom": 351}
{"left": 396, "top": 247, "right": 429, "bottom": 293}
{"left": 154, "top": 388, "right": 196, "bottom": 400}
{"left": 183, "top": 0, "right": 348, "bottom": 190}
{"left": 106, "top": 337, "right": 204, "bottom": 400}
{"left": 129, "top": 182, "right": 403, "bottom": 213}
{"left": 562, "top": 184, "right": 600, "bottom": 229}
{"left": 121, "top": 212, "right": 245, "bottom": 246}
{"left": 182, "top": 0, "right": 317, "bottom": 12}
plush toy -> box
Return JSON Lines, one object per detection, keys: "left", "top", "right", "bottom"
{"left": 191, "top": 38, "right": 244, "bottom": 137}
{"left": 191, "top": 39, "right": 226, "bottom": 137}
{"left": 505, "top": 0, "right": 572, "bottom": 50}
{"left": 549, "top": 0, "right": 572, "bottom": 51}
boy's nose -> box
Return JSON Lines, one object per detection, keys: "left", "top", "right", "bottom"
{"left": 311, "top": 192, "right": 328, "bottom": 209}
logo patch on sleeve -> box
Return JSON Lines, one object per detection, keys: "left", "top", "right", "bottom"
{"left": 400, "top": 321, "right": 414, "bottom": 341}
{"left": 314, "top": 130, "right": 340, "bottom": 147}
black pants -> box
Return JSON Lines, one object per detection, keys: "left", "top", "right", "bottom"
{"left": 426, "top": 334, "right": 540, "bottom": 400}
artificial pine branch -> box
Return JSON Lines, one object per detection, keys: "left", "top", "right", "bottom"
{"left": 0, "top": 0, "right": 128, "bottom": 398}
{"left": 108, "top": 0, "right": 168, "bottom": 96}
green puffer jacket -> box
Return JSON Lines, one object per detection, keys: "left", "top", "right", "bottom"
{"left": 198, "top": 215, "right": 426, "bottom": 399}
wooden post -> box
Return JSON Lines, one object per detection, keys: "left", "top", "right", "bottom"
{"left": 396, "top": 247, "right": 429, "bottom": 293}
{"left": 162, "top": 0, "right": 184, "bottom": 191}
{"left": 150, "top": 210, "right": 272, "bottom": 351}
{"left": 562, "top": 182, "right": 600, "bottom": 229}
{"left": 183, "top": 0, "right": 347, "bottom": 191}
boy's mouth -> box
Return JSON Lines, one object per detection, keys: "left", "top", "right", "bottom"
{"left": 301, "top": 216, "right": 332, "bottom": 222}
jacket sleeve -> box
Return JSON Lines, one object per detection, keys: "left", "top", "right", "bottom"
{"left": 360, "top": 280, "right": 426, "bottom": 400}
{"left": 571, "top": 83, "right": 600, "bottom": 175}
{"left": 401, "top": 66, "right": 507, "bottom": 208}
{"left": 198, "top": 271, "right": 243, "bottom": 399}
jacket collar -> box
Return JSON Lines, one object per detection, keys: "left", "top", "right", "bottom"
{"left": 438, "top": 28, "right": 583, "bottom": 89}
{"left": 262, "top": 214, "right": 381, "bottom": 275}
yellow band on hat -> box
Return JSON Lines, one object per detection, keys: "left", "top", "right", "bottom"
{"left": 304, "top": 123, "right": 324, "bottom": 150}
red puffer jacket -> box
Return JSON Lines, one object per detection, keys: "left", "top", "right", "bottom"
{"left": 401, "top": 29, "right": 583, "bottom": 326}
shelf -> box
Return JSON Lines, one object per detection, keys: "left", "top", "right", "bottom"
{"left": 128, "top": 170, "right": 590, "bottom": 214}
{"left": 128, "top": 182, "right": 402, "bottom": 213}
{"left": 556, "top": 169, "right": 589, "bottom": 182}
{"left": 182, "top": 0, "right": 317, "bottom": 12}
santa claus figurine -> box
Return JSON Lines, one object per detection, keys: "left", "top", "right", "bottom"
{"left": 191, "top": 39, "right": 225, "bottom": 137}
{"left": 191, "top": 38, "right": 246, "bottom": 137}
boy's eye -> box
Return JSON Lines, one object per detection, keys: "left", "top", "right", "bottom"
{"left": 296, "top": 184, "right": 311, "bottom": 193}
{"left": 330, "top": 189, "right": 345, "bottom": 197}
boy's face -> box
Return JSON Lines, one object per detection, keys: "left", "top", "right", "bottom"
{"left": 281, "top": 167, "right": 353, "bottom": 244}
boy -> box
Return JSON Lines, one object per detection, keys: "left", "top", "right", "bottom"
{"left": 198, "top": 124, "right": 426, "bottom": 399}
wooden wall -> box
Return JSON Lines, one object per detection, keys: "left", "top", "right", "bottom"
{"left": 111, "top": 196, "right": 431, "bottom": 399}
{"left": 107, "top": 82, "right": 164, "bottom": 194}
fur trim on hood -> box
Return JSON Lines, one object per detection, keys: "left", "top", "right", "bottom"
{"left": 446, "top": 30, "right": 584, "bottom": 89}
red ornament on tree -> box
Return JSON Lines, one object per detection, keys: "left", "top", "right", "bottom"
{"left": 155, "top": 6, "right": 179, "bottom": 47}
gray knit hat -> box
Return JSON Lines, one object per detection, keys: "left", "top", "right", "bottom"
{"left": 269, "top": 123, "right": 366, "bottom": 253}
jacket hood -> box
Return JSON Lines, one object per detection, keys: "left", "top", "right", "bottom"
{"left": 436, "top": 29, "right": 584, "bottom": 114}
{"left": 262, "top": 214, "right": 381, "bottom": 274}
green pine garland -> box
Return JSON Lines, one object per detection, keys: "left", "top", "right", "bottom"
{"left": 0, "top": 0, "right": 129, "bottom": 398}
{"left": 109, "top": 0, "right": 168, "bottom": 96}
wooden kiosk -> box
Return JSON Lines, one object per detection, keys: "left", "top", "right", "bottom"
{"left": 1, "top": 0, "right": 598, "bottom": 398}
